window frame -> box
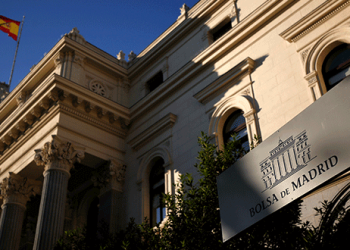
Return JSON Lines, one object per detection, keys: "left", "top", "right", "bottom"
{"left": 208, "top": 94, "right": 259, "bottom": 151}
{"left": 321, "top": 43, "right": 350, "bottom": 91}
{"left": 223, "top": 109, "right": 250, "bottom": 151}
{"left": 137, "top": 147, "right": 175, "bottom": 226}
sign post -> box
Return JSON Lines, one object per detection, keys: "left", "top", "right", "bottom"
{"left": 217, "top": 77, "right": 350, "bottom": 242}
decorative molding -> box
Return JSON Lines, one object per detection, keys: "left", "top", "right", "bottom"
{"left": 91, "top": 160, "right": 127, "bottom": 192}
{"left": 241, "top": 88, "right": 251, "bottom": 97}
{"left": 1, "top": 135, "right": 12, "bottom": 146}
{"left": 59, "top": 104, "right": 126, "bottom": 138}
{"left": 84, "top": 101, "right": 95, "bottom": 113}
{"left": 66, "top": 27, "right": 86, "bottom": 45}
{"left": 31, "top": 107, "right": 41, "bottom": 118}
{"left": 73, "top": 52, "right": 85, "bottom": 67}
{"left": 96, "top": 107, "right": 108, "bottom": 118}
{"left": 15, "top": 121, "right": 26, "bottom": 132}
{"left": 243, "top": 109, "right": 255, "bottom": 123}
{"left": 40, "top": 99, "right": 50, "bottom": 110}
{"left": 71, "top": 95, "right": 83, "bottom": 107}
{"left": 54, "top": 52, "right": 64, "bottom": 67}
{"left": 305, "top": 71, "right": 319, "bottom": 87}
{"left": 194, "top": 57, "right": 255, "bottom": 104}
{"left": 0, "top": 172, "right": 42, "bottom": 206}
{"left": 128, "top": 51, "right": 137, "bottom": 62}
{"left": 128, "top": 113, "right": 177, "bottom": 150}
{"left": 280, "top": 0, "right": 350, "bottom": 43}
{"left": 301, "top": 48, "right": 310, "bottom": 63}
{"left": 8, "top": 129, "right": 18, "bottom": 140}
{"left": 178, "top": 3, "right": 190, "bottom": 22}
{"left": 34, "top": 135, "right": 85, "bottom": 174}
{"left": 122, "top": 78, "right": 130, "bottom": 93}
{"left": 16, "top": 91, "right": 26, "bottom": 106}
{"left": 89, "top": 81, "right": 107, "bottom": 97}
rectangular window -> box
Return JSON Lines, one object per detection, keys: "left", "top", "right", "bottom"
{"left": 212, "top": 20, "right": 232, "bottom": 42}
{"left": 147, "top": 71, "right": 163, "bottom": 92}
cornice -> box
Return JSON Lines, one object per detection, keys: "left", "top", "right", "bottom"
{"left": 64, "top": 38, "right": 128, "bottom": 76}
{"left": 52, "top": 74, "right": 130, "bottom": 120}
{"left": 130, "top": 0, "right": 292, "bottom": 120}
{"left": 1, "top": 35, "right": 128, "bottom": 120}
{"left": 127, "top": 113, "right": 177, "bottom": 150}
{"left": 280, "top": 0, "right": 350, "bottom": 43}
{"left": 128, "top": 0, "right": 226, "bottom": 77}
{"left": 59, "top": 104, "right": 127, "bottom": 138}
{"left": 193, "top": 0, "right": 294, "bottom": 66}
{"left": 0, "top": 74, "right": 130, "bottom": 161}
{"left": 194, "top": 57, "right": 255, "bottom": 104}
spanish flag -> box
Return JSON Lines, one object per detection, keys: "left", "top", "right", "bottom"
{"left": 0, "top": 15, "right": 20, "bottom": 41}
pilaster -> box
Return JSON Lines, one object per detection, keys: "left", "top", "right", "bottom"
{"left": 92, "top": 160, "right": 126, "bottom": 234}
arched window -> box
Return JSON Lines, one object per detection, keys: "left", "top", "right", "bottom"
{"left": 223, "top": 110, "right": 249, "bottom": 151}
{"left": 322, "top": 43, "right": 350, "bottom": 91}
{"left": 149, "top": 158, "right": 165, "bottom": 226}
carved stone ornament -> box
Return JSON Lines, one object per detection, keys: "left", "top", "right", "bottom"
{"left": 16, "top": 91, "right": 26, "bottom": 105}
{"left": 117, "top": 50, "right": 126, "bottom": 61}
{"left": 73, "top": 53, "right": 85, "bottom": 67}
{"left": 301, "top": 48, "right": 310, "bottom": 63}
{"left": 128, "top": 51, "right": 137, "bottom": 61}
{"left": 34, "top": 135, "right": 85, "bottom": 174}
{"left": 229, "top": 5, "right": 237, "bottom": 19}
{"left": 54, "top": 52, "right": 64, "bottom": 67}
{"left": 180, "top": 3, "right": 190, "bottom": 16}
{"left": 305, "top": 71, "right": 319, "bottom": 87}
{"left": 66, "top": 27, "right": 86, "bottom": 45}
{"left": 0, "top": 172, "right": 42, "bottom": 206}
{"left": 91, "top": 160, "right": 126, "bottom": 192}
{"left": 90, "top": 81, "right": 106, "bottom": 97}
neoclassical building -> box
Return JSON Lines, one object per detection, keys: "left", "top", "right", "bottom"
{"left": 1, "top": 0, "right": 350, "bottom": 249}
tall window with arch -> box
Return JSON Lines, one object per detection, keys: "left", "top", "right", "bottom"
{"left": 322, "top": 43, "right": 350, "bottom": 91}
{"left": 223, "top": 110, "right": 249, "bottom": 151}
{"left": 149, "top": 158, "right": 166, "bottom": 226}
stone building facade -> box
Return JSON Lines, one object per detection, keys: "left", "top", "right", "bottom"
{"left": 0, "top": 0, "right": 350, "bottom": 249}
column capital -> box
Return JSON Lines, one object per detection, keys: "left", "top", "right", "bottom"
{"left": 0, "top": 172, "right": 42, "bottom": 208}
{"left": 92, "top": 160, "right": 127, "bottom": 193}
{"left": 34, "top": 135, "right": 85, "bottom": 176}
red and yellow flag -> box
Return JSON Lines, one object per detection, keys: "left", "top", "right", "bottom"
{"left": 0, "top": 15, "right": 20, "bottom": 41}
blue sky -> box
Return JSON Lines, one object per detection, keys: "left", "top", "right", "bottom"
{"left": 1, "top": 0, "right": 199, "bottom": 91}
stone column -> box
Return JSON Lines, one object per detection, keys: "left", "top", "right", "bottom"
{"left": 0, "top": 173, "right": 41, "bottom": 250}
{"left": 92, "top": 160, "right": 126, "bottom": 234}
{"left": 33, "top": 135, "right": 84, "bottom": 250}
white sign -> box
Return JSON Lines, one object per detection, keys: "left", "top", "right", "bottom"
{"left": 217, "top": 77, "right": 350, "bottom": 242}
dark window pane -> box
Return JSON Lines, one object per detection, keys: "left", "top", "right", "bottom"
{"left": 147, "top": 71, "right": 163, "bottom": 92}
{"left": 213, "top": 21, "right": 232, "bottom": 42}
{"left": 149, "top": 158, "right": 165, "bottom": 226}
{"left": 223, "top": 110, "right": 249, "bottom": 151}
{"left": 322, "top": 44, "right": 350, "bottom": 90}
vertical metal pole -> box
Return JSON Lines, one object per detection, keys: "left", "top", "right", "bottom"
{"left": 8, "top": 15, "right": 25, "bottom": 89}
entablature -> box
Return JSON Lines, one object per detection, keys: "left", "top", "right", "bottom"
{"left": 0, "top": 74, "right": 130, "bottom": 163}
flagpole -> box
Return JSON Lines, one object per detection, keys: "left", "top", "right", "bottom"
{"left": 8, "top": 15, "right": 25, "bottom": 89}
